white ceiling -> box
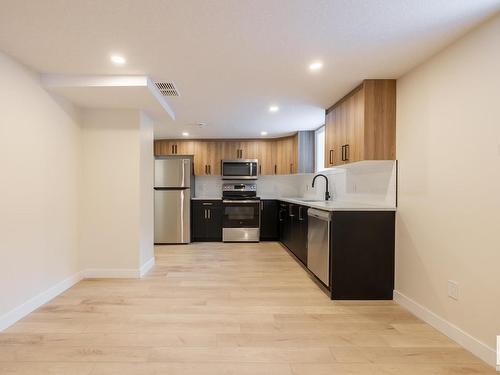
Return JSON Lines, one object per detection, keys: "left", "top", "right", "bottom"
{"left": 0, "top": 0, "right": 499, "bottom": 139}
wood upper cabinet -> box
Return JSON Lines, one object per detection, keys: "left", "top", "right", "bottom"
{"left": 275, "top": 135, "right": 298, "bottom": 175}
{"left": 154, "top": 133, "right": 305, "bottom": 176}
{"left": 257, "top": 140, "right": 276, "bottom": 175}
{"left": 194, "top": 141, "right": 223, "bottom": 176}
{"left": 154, "top": 140, "right": 195, "bottom": 156}
{"left": 324, "top": 79, "right": 396, "bottom": 167}
{"left": 223, "top": 140, "right": 259, "bottom": 160}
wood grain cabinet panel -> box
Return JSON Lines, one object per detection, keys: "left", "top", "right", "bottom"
{"left": 275, "top": 135, "right": 298, "bottom": 175}
{"left": 256, "top": 140, "right": 276, "bottom": 175}
{"left": 154, "top": 140, "right": 195, "bottom": 156}
{"left": 324, "top": 79, "right": 396, "bottom": 166}
{"left": 194, "top": 141, "right": 223, "bottom": 176}
{"left": 155, "top": 133, "right": 308, "bottom": 176}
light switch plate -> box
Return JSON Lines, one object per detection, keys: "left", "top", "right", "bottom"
{"left": 447, "top": 280, "right": 459, "bottom": 300}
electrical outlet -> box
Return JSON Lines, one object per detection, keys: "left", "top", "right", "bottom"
{"left": 448, "top": 280, "right": 459, "bottom": 300}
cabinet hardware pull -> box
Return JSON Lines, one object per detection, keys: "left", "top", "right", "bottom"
{"left": 289, "top": 204, "right": 295, "bottom": 217}
{"left": 341, "top": 145, "right": 345, "bottom": 161}
{"left": 171, "top": 145, "right": 174, "bottom": 154}
{"left": 260, "top": 201, "right": 263, "bottom": 211}
{"left": 329, "top": 149, "right": 334, "bottom": 164}
{"left": 202, "top": 202, "right": 213, "bottom": 206}
{"left": 298, "top": 206, "right": 303, "bottom": 221}
{"left": 208, "top": 209, "right": 211, "bottom": 219}
{"left": 345, "top": 144, "right": 349, "bottom": 161}
{"left": 259, "top": 165, "right": 262, "bottom": 175}
{"left": 175, "top": 145, "right": 177, "bottom": 154}
{"left": 208, "top": 165, "right": 211, "bottom": 174}
{"left": 204, "top": 209, "right": 207, "bottom": 219}
{"left": 274, "top": 165, "right": 277, "bottom": 174}
{"left": 205, "top": 165, "right": 207, "bottom": 174}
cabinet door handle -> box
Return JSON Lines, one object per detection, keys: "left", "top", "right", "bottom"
{"left": 329, "top": 149, "right": 334, "bottom": 164}
{"left": 208, "top": 209, "right": 211, "bottom": 219}
{"left": 341, "top": 145, "right": 345, "bottom": 161}
{"left": 259, "top": 165, "right": 262, "bottom": 175}
{"left": 274, "top": 165, "right": 277, "bottom": 174}
{"left": 202, "top": 202, "right": 213, "bottom": 206}
{"left": 208, "top": 165, "right": 211, "bottom": 174}
{"left": 345, "top": 144, "right": 349, "bottom": 161}
{"left": 171, "top": 145, "right": 175, "bottom": 154}
{"left": 298, "top": 206, "right": 303, "bottom": 221}
{"left": 289, "top": 204, "right": 295, "bottom": 217}
{"left": 260, "top": 201, "right": 263, "bottom": 211}
{"left": 175, "top": 145, "right": 177, "bottom": 154}
{"left": 204, "top": 209, "right": 207, "bottom": 219}
{"left": 204, "top": 165, "right": 207, "bottom": 174}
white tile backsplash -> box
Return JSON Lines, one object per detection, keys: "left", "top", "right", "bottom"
{"left": 194, "top": 160, "right": 397, "bottom": 207}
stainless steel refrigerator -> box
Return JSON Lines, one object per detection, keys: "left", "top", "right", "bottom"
{"left": 154, "top": 158, "right": 193, "bottom": 244}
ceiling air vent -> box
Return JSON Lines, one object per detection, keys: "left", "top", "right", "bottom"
{"left": 155, "top": 82, "right": 180, "bottom": 97}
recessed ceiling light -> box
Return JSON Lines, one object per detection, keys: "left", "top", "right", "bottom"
{"left": 260, "top": 131, "right": 268, "bottom": 136}
{"left": 309, "top": 61, "right": 323, "bottom": 72}
{"left": 110, "top": 55, "right": 126, "bottom": 65}
{"left": 269, "top": 105, "right": 279, "bottom": 113}
{"left": 182, "top": 132, "right": 189, "bottom": 136}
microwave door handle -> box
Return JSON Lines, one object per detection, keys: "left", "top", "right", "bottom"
{"left": 249, "top": 162, "right": 253, "bottom": 177}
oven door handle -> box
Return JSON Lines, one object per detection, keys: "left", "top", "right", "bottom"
{"left": 223, "top": 200, "right": 259, "bottom": 204}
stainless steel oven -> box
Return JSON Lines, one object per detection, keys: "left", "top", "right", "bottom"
{"left": 222, "top": 183, "right": 260, "bottom": 242}
{"left": 221, "top": 160, "right": 258, "bottom": 180}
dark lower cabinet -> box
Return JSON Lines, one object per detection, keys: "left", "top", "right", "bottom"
{"left": 277, "top": 201, "right": 395, "bottom": 300}
{"left": 260, "top": 200, "right": 279, "bottom": 240}
{"left": 192, "top": 200, "right": 222, "bottom": 241}
{"left": 330, "top": 211, "right": 395, "bottom": 300}
{"left": 279, "top": 202, "right": 308, "bottom": 266}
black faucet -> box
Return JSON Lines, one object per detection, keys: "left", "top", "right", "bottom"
{"left": 312, "top": 174, "right": 331, "bottom": 201}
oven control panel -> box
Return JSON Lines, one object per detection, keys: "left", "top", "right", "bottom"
{"left": 222, "top": 183, "right": 257, "bottom": 192}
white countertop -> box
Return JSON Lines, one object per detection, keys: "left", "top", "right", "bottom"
{"left": 275, "top": 197, "right": 396, "bottom": 212}
{"left": 192, "top": 196, "right": 396, "bottom": 211}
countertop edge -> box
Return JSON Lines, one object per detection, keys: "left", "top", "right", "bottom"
{"left": 191, "top": 196, "right": 396, "bottom": 211}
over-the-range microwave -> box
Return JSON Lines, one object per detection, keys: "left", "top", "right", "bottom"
{"left": 221, "top": 159, "right": 258, "bottom": 180}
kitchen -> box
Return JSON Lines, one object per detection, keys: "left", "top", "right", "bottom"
{"left": 154, "top": 80, "right": 397, "bottom": 300}
{"left": 1, "top": 1, "right": 499, "bottom": 374}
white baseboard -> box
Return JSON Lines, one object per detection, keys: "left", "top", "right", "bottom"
{"left": 82, "top": 268, "right": 140, "bottom": 278}
{"left": 0, "top": 271, "right": 84, "bottom": 332}
{"left": 140, "top": 257, "right": 155, "bottom": 277}
{"left": 0, "top": 264, "right": 155, "bottom": 334}
{"left": 393, "top": 290, "right": 497, "bottom": 369}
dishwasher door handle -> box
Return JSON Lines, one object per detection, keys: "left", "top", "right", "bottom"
{"left": 308, "top": 208, "right": 331, "bottom": 221}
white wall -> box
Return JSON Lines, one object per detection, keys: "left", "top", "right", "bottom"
{"left": 0, "top": 52, "right": 81, "bottom": 320}
{"left": 139, "top": 112, "right": 154, "bottom": 269}
{"left": 79, "top": 109, "right": 150, "bottom": 275}
{"left": 396, "top": 13, "right": 500, "bottom": 364}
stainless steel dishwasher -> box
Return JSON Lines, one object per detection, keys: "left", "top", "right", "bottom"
{"left": 307, "top": 208, "right": 331, "bottom": 286}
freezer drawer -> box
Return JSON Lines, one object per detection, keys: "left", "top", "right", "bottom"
{"left": 307, "top": 209, "right": 331, "bottom": 286}
{"left": 154, "top": 159, "right": 191, "bottom": 188}
{"left": 154, "top": 189, "right": 190, "bottom": 243}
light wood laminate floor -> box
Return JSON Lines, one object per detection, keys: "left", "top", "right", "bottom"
{"left": 0, "top": 242, "right": 495, "bottom": 374}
